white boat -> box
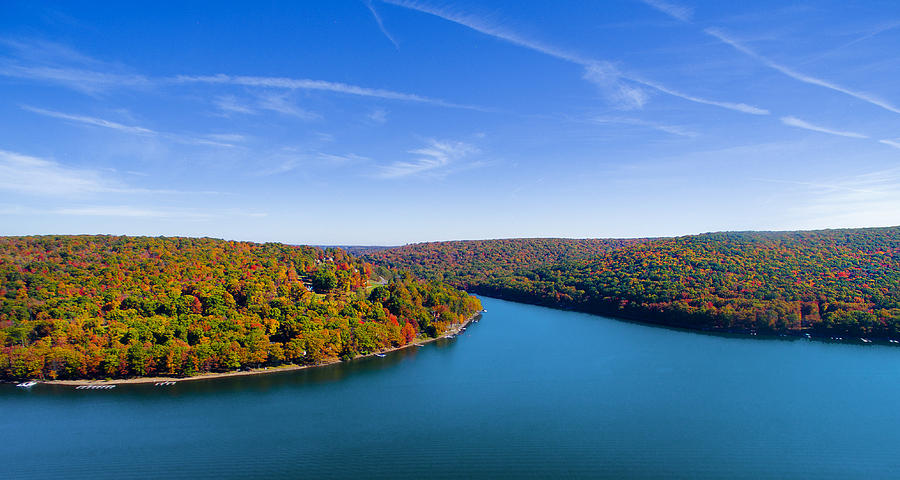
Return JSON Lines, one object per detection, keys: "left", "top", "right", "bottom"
{"left": 375, "top": 353, "right": 386, "bottom": 358}
{"left": 16, "top": 381, "right": 37, "bottom": 388}
{"left": 861, "top": 338, "right": 872, "bottom": 343}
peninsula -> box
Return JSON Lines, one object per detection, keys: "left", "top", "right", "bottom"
{"left": 0, "top": 235, "right": 482, "bottom": 381}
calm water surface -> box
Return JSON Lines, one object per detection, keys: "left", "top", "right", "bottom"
{"left": 4, "top": 296, "right": 900, "bottom": 479}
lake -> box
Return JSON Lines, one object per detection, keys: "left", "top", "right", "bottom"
{"left": 4, "top": 296, "right": 900, "bottom": 479}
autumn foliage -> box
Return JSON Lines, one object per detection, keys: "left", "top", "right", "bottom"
{"left": 0, "top": 235, "right": 481, "bottom": 380}
{"left": 366, "top": 228, "right": 900, "bottom": 338}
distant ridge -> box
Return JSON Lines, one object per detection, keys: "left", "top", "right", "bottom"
{"left": 319, "top": 245, "right": 398, "bottom": 257}
{"left": 366, "top": 226, "right": 900, "bottom": 340}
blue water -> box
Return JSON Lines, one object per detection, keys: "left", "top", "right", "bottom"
{"left": 4, "top": 296, "right": 900, "bottom": 479}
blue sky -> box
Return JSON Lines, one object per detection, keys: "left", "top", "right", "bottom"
{"left": 1, "top": 0, "right": 899, "bottom": 244}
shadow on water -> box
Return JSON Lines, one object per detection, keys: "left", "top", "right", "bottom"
{"left": 500, "top": 294, "right": 896, "bottom": 348}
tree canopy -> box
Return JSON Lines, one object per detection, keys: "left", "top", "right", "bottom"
{"left": 0, "top": 235, "right": 481, "bottom": 380}
{"left": 366, "top": 228, "right": 900, "bottom": 338}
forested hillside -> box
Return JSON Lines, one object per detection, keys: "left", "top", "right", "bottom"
{"left": 0, "top": 236, "right": 481, "bottom": 380}
{"left": 365, "top": 238, "right": 647, "bottom": 284}
{"left": 367, "top": 228, "right": 900, "bottom": 339}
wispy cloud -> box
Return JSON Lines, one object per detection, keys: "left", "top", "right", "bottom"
{"left": 213, "top": 93, "right": 317, "bottom": 119}
{"left": 582, "top": 64, "right": 649, "bottom": 110}
{"left": 0, "top": 149, "right": 221, "bottom": 196}
{"left": 318, "top": 152, "right": 370, "bottom": 164}
{"left": 0, "top": 204, "right": 265, "bottom": 219}
{"left": 2, "top": 39, "right": 482, "bottom": 111}
{"left": 1, "top": 38, "right": 101, "bottom": 66}
{"left": 803, "top": 21, "right": 900, "bottom": 65}
{"left": 314, "top": 132, "right": 336, "bottom": 143}
{"left": 213, "top": 95, "right": 256, "bottom": 115}
{"left": 592, "top": 116, "right": 698, "bottom": 137}
{"left": 54, "top": 205, "right": 216, "bottom": 219}
{"left": 256, "top": 157, "right": 303, "bottom": 177}
{"left": 22, "top": 105, "right": 237, "bottom": 147}
{"left": 376, "top": 139, "right": 479, "bottom": 178}
{"left": 879, "top": 139, "right": 900, "bottom": 150}
{"left": 705, "top": 28, "right": 900, "bottom": 115}
{"left": 634, "top": 1, "right": 899, "bottom": 115}
{"left": 754, "top": 177, "right": 880, "bottom": 195}
{"left": 173, "top": 73, "right": 484, "bottom": 110}
{"left": 383, "top": 0, "right": 594, "bottom": 65}
{"left": 0, "top": 149, "right": 110, "bottom": 196}
{"left": 780, "top": 116, "right": 869, "bottom": 138}
{"left": 206, "top": 133, "right": 249, "bottom": 143}
{"left": 633, "top": 76, "right": 769, "bottom": 115}
{"left": 256, "top": 150, "right": 370, "bottom": 176}
{"left": 763, "top": 168, "right": 900, "bottom": 229}
{"left": 368, "top": 108, "right": 389, "bottom": 124}
{"left": 843, "top": 21, "right": 900, "bottom": 48}
{"left": 22, "top": 105, "right": 155, "bottom": 135}
{"left": 639, "top": 0, "right": 693, "bottom": 22}
{"left": 0, "top": 64, "right": 151, "bottom": 93}
{"left": 383, "top": 0, "right": 637, "bottom": 109}
{"left": 0, "top": 39, "right": 150, "bottom": 94}
{"left": 383, "top": 0, "right": 766, "bottom": 114}
{"left": 256, "top": 92, "right": 319, "bottom": 119}
{"left": 364, "top": 0, "right": 400, "bottom": 48}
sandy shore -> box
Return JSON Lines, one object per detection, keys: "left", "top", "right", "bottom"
{"left": 39, "top": 311, "right": 483, "bottom": 386}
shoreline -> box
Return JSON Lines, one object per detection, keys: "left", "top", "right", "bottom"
{"left": 33, "top": 311, "right": 482, "bottom": 386}
{"left": 471, "top": 290, "right": 895, "bottom": 345}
